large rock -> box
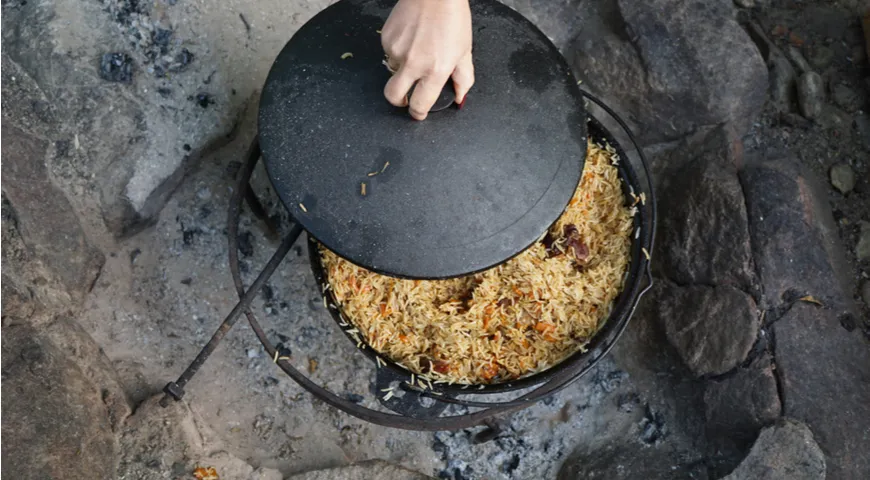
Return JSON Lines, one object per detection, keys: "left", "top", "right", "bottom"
{"left": 500, "top": 0, "right": 588, "bottom": 50}
{"left": 722, "top": 419, "right": 825, "bottom": 480}
{"left": 286, "top": 460, "right": 432, "bottom": 480}
{"left": 740, "top": 157, "right": 852, "bottom": 310}
{"left": 656, "top": 282, "right": 759, "bottom": 377}
{"left": 1, "top": 124, "right": 104, "bottom": 305}
{"left": 704, "top": 354, "right": 781, "bottom": 442}
{"left": 1, "top": 325, "right": 116, "bottom": 480}
{"left": 40, "top": 317, "right": 132, "bottom": 431}
{"left": 773, "top": 302, "right": 870, "bottom": 478}
{"left": 656, "top": 127, "right": 755, "bottom": 290}
{"left": 1, "top": 0, "right": 237, "bottom": 237}
{"left": 569, "top": 0, "right": 768, "bottom": 144}
{"left": 1, "top": 57, "right": 104, "bottom": 309}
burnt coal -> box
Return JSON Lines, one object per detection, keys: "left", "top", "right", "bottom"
{"left": 106, "top": 0, "right": 148, "bottom": 25}
{"left": 99, "top": 53, "right": 133, "bottom": 83}
{"left": 502, "top": 454, "right": 520, "bottom": 474}
{"left": 275, "top": 342, "right": 292, "bottom": 357}
{"left": 262, "top": 376, "right": 279, "bottom": 387}
{"left": 261, "top": 284, "right": 274, "bottom": 302}
{"left": 472, "top": 426, "right": 500, "bottom": 444}
{"left": 616, "top": 393, "right": 640, "bottom": 413}
{"left": 344, "top": 393, "right": 364, "bottom": 404}
{"left": 237, "top": 230, "right": 254, "bottom": 257}
{"left": 192, "top": 93, "right": 214, "bottom": 108}
{"left": 152, "top": 28, "right": 173, "bottom": 53}
{"left": 175, "top": 48, "right": 194, "bottom": 69}
{"left": 181, "top": 225, "right": 201, "bottom": 246}
{"left": 592, "top": 369, "right": 628, "bottom": 394}
{"left": 638, "top": 405, "right": 667, "bottom": 445}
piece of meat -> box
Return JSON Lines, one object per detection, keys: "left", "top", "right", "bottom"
{"left": 563, "top": 224, "right": 590, "bottom": 262}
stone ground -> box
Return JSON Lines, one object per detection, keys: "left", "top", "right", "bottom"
{"left": 2, "top": 0, "right": 869, "bottom": 479}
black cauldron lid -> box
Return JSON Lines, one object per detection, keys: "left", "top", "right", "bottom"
{"left": 259, "top": 0, "right": 586, "bottom": 279}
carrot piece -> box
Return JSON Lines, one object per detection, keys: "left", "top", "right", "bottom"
{"left": 534, "top": 322, "right": 555, "bottom": 333}
{"left": 433, "top": 360, "right": 450, "bottom": 374}
{"left": 480, "top": 362, "right": 499, "bottom": 381}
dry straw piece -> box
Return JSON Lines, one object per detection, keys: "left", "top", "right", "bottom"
{"left": 321, "top": 141, "right": 633, "bottom": 385}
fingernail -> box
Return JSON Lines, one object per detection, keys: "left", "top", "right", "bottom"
{"left": 458, "top": 97, "right": 466, "bottom": 109}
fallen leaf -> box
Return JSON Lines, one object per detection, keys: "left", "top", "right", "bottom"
{"left": 788, "top": 31, "right": 804, "bottom": 46}
{"left": 193, "top": 466, "right": 219, "bottom": 480}
{"left": 771, "top": 24, "right": 788, "bottom": 37}
{"left": 308, "top": 357, "right": 318, "bottom": 373}
{"left": 798, "top": 295, "right": 823, "bottom": 306}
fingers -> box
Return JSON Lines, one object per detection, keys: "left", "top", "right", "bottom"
{"left": 383, "top": 67, "right": 415, "bottom": 107}
{"left": 409, "top": 70, "right": 452, "bottom": 120}
{"left": 451, "top": 53, "right": 474, "bottom": 104}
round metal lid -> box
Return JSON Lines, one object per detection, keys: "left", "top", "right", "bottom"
{"left": 259, "top": 0, "right": 586, "bottom": 279}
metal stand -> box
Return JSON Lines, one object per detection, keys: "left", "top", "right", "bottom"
{"left": 160, "top": 90, "right": 657, "bottom": 431}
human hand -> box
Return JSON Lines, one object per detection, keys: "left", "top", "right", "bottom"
{"left": 381, "top": 0, "right": 474, "bottom": 120}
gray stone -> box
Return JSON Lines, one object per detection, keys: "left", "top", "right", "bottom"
{"left": 785, "top": 46, "right": 812, "bottom": 73}
{"left": 774, "top": 302, "right": 870, "bottom": 478}
{"left": 740, "top": 158, "right": 846, "bottom": 307}
{"left": 768, "top": 52, "right": 797, "bottom": 113}
{"left": 286, "top": 460, "right": 432, "bottom": 480}
{"left": 1, "top": 325, "right": 116, "bottom": 480}
{"left": 657, "top": 128, "right": 755, "bottom": 290}
{"left": 832, "top": 82, "right": 862, "bottom": 112}
{"left": 569, "top": 0, "right": 767, "bottom": 144}
{"left": 857, "top": 221, "right": 870, "bottom": 261}
{"left": 656, "top": 282, "right": 759, "bottom": 377}
{"left": 817, "top": 104, "right": 853, "bottom": 132}
{"left": 704, "top": 354, "right": 781, "bottom": 442}
{"left": 1, "top": 2, "right": 237, "bottom": 237}
{"left": 861, "top": 280, "right": 870, "bottom": 307}
{"left": 830, "top": 162, "right": 857, "bottom": 194}
{"left": 805, "top": 45, "right": 835, "bottom": 71}
{"left": 722, "top": 419, "right": 825, "bottom": 480}
{"left": 797, "top": 71, "right": 824, "bottom": 119}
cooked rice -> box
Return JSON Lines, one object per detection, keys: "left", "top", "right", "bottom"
{"left": 320, "top": 140, "right": 634, "bottom": 385}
